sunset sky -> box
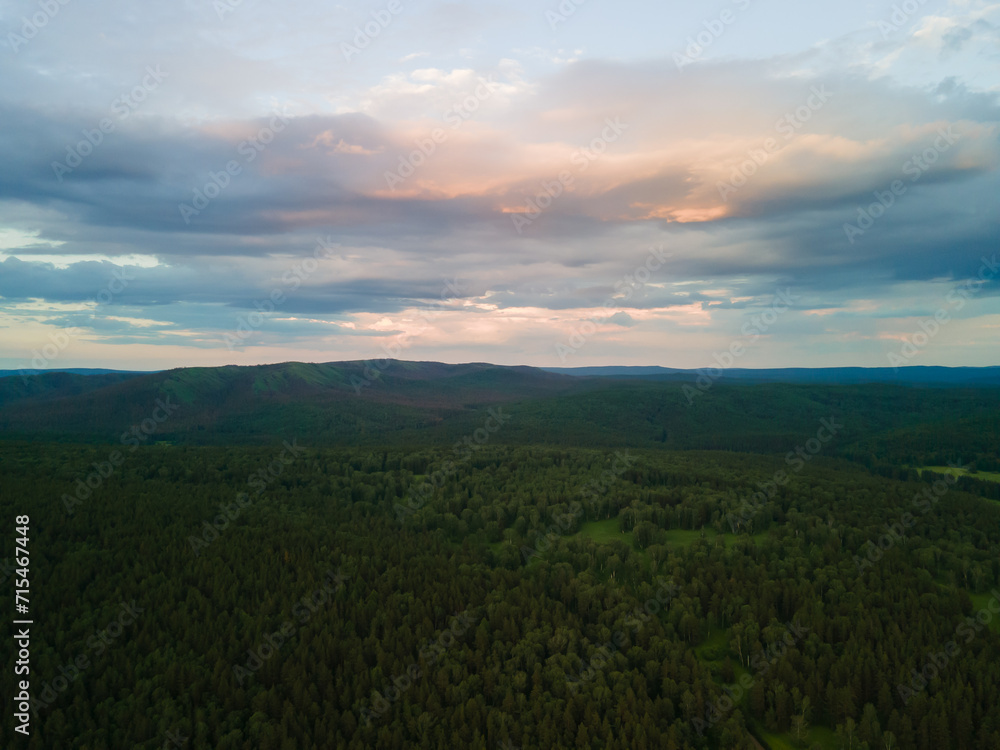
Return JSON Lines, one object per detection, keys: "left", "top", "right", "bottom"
{"left": 1, "top": 0, "right": 998, "bottom": 371}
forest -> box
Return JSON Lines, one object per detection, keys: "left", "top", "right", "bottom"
{"left": 1, "top": 363, "right": 999, "bottom": 748}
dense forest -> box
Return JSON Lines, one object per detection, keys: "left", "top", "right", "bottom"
{"left": 2, "top": 362, "right": 999, "bottom": 471}
{"left": 2, "top": 424, "right": 999, "bottom": 747}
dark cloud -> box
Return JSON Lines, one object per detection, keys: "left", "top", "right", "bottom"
{"left": 1, "top": 17, "right": 999, "bottom": 367}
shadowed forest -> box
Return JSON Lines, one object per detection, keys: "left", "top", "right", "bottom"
{"left": 1, "top": 362, "right": 998, "bottom": 748}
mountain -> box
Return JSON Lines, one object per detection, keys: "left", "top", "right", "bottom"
{"left": 544, "top": 364, "right": 1000, "bottom": 386}
{"left": 3, "top": 361, "right": 1000, "bottom": 749}
{"left": 0, "top": 360, "right": 588, "bottom": 445}
{"left": 1, "top": 360, "right": 999, "bottom": 472}
{"left": 0, "top": 370, "right": 146, "bottom": 407}
{"left": 0, "top": 368, "right": 152, "bottom": 377}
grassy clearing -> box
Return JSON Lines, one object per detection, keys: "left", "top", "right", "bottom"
{"left": 577, "top": 521, "right": 736, "bottom": 549}
{"left": 920, "top": 465, "right": 1000, "bottom": 484}
{"left": 698, "top": 627, "right": 730, "bottom": 649}
{"left": 929, "top": 585, "right": 1000, "bottom": 635}
{"left": 665, "top": 528, "right": 716, "bottom": 545}
{"left": 754, "top": 728, "right": 795, "bottom": 750}
{"left": 664, "top": 527, "right": 727, "bottom": 547}
{"left": 664, "top": 527, "right": 770, "bottom": 549}
{"left": 693, "top": 630, "right": 839, "bottom": 750}
{"left": 576, "top": 518, "right": 630, "bottom": 544}
{"left": 755, "top": 724, "right": 838, "bottom": 750}
{"left": 573, "top": 519, "right": 654, "bottom": 570}
{"left": 969, "top": 592, "right": 1000, "bottom": 633}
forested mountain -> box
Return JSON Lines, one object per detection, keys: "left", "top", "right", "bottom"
{"left": 0, "top": 361, "right": 583, "bottom": 443}
{"left": 1, "top": 362, "right": 999, "bottom": 748}
{"left": 0, "top": 371, "right": 144, "bottom": 408}
{"left": 544, "top": 365, "right": 1000, "bottom": 386}
{"left": 0, "top": 369, "right": 148, "bottom": 378}
{"left": 1, "top": 361, "right": 998, "bottom": 472}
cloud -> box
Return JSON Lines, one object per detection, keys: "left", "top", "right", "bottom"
{"left": 1, "top": 0, "right": 999, "bottom": 369}
{"left": 605, "top": 311, "right": 637, "bottom": 327}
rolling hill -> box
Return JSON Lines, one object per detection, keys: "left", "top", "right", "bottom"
{"left": 1, "top": 361, "right": 999, "bottom": 474}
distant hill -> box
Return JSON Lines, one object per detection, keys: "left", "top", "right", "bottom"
{"left": 542, "top": 366, "right": 689, "bottom": 377}
{"left": 0, "top": 370, "right": 146, "bottom": 407}
{"left": 1, "top": 360, "right": 999, "bottom": 473}
{"left": 544, "top": 365, "right": 1000, "bottom": 386}
{"left": 0, "top": 360, "right": 588, "bottom": 445}
{"left": 0, "top": 368, "right": 152, "bottom": 378}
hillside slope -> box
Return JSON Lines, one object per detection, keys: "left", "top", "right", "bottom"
{"left": 1, "top": 361, "right": 999, "bottom": 472}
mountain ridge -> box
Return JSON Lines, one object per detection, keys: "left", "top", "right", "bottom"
{"left": 1, "top": 360, "right": 999, "bottom": 475}
{"left": 543, "top": 364, "right": 1000, "bottom": 385}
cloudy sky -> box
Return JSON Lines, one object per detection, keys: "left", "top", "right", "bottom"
{"left": 1, "top": 0, "right": 998, "bottom": 371}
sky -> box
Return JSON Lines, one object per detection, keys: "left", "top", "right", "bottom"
{"left": 1, "top": 0, "right": 998, "bottom": 372}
